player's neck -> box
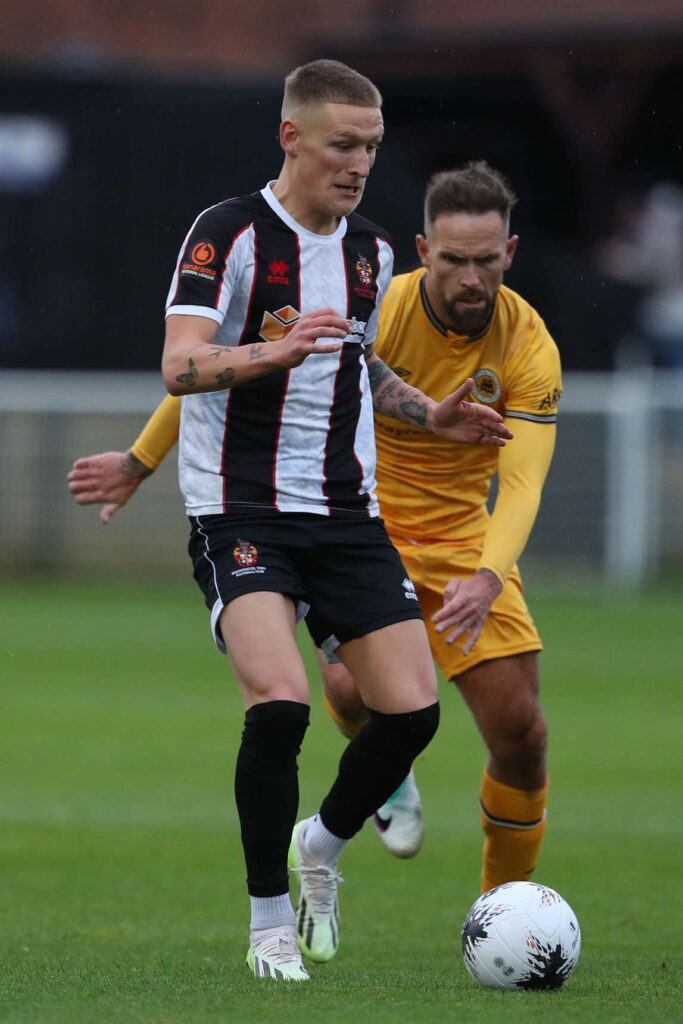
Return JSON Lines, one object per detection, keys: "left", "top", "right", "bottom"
{"left": 271, "top": 176, "right": 340, "bottom": 236}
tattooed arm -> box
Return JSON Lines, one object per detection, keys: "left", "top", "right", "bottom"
{"left": 162, "top": 309, "right": 348, "bottom": 397}
{"left": 364, "top": 347, "right": 513, "bottom": 446}
{"left": 364, "top": 348, "right": 434, "bottom": 428}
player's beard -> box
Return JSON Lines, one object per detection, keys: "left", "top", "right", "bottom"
{"left": 443, "top": 292, "right": 495, "bottom": 337}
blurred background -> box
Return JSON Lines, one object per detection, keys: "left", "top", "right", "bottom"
{"left": 1, "top": 0, "right": 682, "bottom": 586}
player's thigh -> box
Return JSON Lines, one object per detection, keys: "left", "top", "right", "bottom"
{"left": 455, "top": 651, "right": 542, "bottom": 750}
{"left": 303, "top": 518, "right": 430, "bottom": 713}
{"left": 314, "top": 646, "right": 367, "bottom": 721}
{"left": 220, "top": 592, "right": 309, "bottom": 708}
{"left": 188, "top": 514, "right": 310, "bottom": 708}
{"left": 338, "top": 618, "right": 437, "bottom": 714}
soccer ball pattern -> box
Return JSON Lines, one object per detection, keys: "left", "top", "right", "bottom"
{"left": 461, "top": 881, "right": 581, "bottom": 990}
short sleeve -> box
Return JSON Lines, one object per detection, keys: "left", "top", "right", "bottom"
{"left": 505, "top": 321, "right": 563, "bottom": 424}
{"left": 165, "top": 204, "right": 253, "bottom": 326}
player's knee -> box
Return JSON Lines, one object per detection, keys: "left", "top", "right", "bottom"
{"left": 366, "top": 701, "right": 440, "bottom": 770}
{"left": 493, "top": 707, "right": 547, "bottom": 767}
{"left": 237, "top": 699, "right": 310, "bottom": 773}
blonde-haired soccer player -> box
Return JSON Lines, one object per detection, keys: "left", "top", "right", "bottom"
{"left": 70, "top": 64, "right": 511, "bottom": 981}
{"left": 70, "top": 159, "right": 555, "bottom": 900}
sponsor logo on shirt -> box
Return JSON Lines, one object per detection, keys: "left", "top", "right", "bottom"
{"left": 345, "top": 316, "right": 368, "bottom": 344}
{"left": 538, "top": 387, "right": 562, "bottom": 411}
{"left": 259, "top": 306, "right": 300, "bottom": 342}
{"left": 472, "top": 368, "right": 502, "bottom": 404}
{"left": 181, "top": 239, "right": 218, "bottom": 281}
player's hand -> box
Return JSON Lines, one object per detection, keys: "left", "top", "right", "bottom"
{"left": 67, "top": 451, "right": 152, "bottom": 524}
{"left": 270, "top": 308, "right": 348, "bottom": 368}
{"left": 430, "top": 379, "right": 513, "bottom": 445}
{"left": 432, "top": 569, "right": 503, "bottom": 655}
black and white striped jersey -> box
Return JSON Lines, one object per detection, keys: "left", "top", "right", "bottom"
{"left": 166, "top": 183, "right": 393, "bottom": 517}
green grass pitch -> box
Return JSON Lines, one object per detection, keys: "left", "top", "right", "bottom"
{"left": 1, "top": 577, "right": 681, "bottom": 1023}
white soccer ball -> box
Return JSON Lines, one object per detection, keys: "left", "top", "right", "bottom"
{"left": 461, "top": 881, "right": 581, "bottom": 990}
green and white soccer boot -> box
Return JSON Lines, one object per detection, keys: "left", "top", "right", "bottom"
{"left": 288, "top": 818, "right": 343, "bottom": 963}
{"left": 246, "top": 924, "right": 310, "bottom": 980}
{"left": 373, "top": 769, "right": 424, "bottom": 858}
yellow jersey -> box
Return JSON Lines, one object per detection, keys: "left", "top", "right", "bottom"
{"left": 373, "top": 268, "right": 562, "bottom": 548}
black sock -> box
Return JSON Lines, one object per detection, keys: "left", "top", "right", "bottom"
{"left": 234, "top": 700, "right": 310, "bottom": 897}
{"left": 319, "top": 702, "right": 440, "bottom": 840}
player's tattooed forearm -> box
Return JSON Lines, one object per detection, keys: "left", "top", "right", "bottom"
{"left": 367, "top": 358, "right": 394, "bottom": 392}
{"left": 176, "top": 357, "right": 198, "bottom": 386}
{"left": 400, "top": 400, "right": 428, "bottom": 426}
{"left": 249, "top": 344, "right": 266, "bottom": 361}
{"left": 215, "top": 366, "right": 236, "bottom": 386}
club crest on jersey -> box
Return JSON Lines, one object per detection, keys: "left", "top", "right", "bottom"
{"left": 259, "top": 306, "right": 300, "bottom": 342}
{"left": 355, "top": 254, "right": 376, "bottom": 299}
{"left": 472, "top": 368, "right": 502, "bottom": 404}
{"left": 402, "top": 577, "right": 418, "bottom": 600}
{"left": 267, "top": 260, "right": 290, "bottom": 285}
{"left": 233, "top": 539, "right": 258, "bottom": 567}
{"left": 356, "top": 254, "right": 373, "bottom": 286}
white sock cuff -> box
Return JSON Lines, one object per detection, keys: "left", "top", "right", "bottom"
{"left": 304, "top": 813, "right": 347, "bottom": 867}
{"left": 249, "top": 893, "right": 295, "bottom": 931}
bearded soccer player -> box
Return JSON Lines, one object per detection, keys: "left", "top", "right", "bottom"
{"left": 70, "top": 66, "right": 511, "bottom": 981}
{"left": 70, "top": 160, "right": 554, "bottom": 901}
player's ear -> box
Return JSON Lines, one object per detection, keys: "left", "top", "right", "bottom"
{"left": 416, "top": 234, "right": 431, "bottom": 268}
{"left": 280, "top": 119, "right": 300, "bottom": 156}
{"left": 504, "top": 234, "right": 519, "bottom": 271}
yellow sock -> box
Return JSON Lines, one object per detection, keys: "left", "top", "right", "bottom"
{"left": 322, "top": 692, "right": 366, "bottom": 741}
{"left": 479, "top": 769, "right": 548, "bottom": 894}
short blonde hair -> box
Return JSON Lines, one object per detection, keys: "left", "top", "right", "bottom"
{"left": 282, "top": 59, "right": 382, "bottom": 119}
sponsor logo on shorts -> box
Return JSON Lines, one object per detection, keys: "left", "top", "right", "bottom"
{"left": 402, "top": 577, "right": 418, "bottom": 600}
{"left": 472, "top": 368, "right": 502, "bottom": 404}
{"left": 231, "top": 538, "right": 267, "bottom": 577}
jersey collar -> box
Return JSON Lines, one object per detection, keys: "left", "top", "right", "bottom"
{"left": 261, "top": 182, "right": 348, "bottom": 243}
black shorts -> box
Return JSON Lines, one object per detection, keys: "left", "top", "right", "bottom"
{"left": 188, "top": 511, "right": 423, "bottom": 653}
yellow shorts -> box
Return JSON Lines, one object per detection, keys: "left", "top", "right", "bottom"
{"left": 391, "top": 534, "right": 542, "bottom": 681}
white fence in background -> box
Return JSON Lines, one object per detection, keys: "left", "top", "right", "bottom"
{"left": 1, "top": 369, "right": 682, "bottom": 585}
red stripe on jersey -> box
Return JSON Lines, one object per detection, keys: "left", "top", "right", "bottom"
{"left": 271, "top": 234, "right": 301, "bottom": 512}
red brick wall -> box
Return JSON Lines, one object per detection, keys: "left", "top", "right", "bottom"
{"left": 0, "top": 0, "right": 680, "bottom": 75}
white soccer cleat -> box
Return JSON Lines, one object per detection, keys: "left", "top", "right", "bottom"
{"left": 246, "top": 924, "right": 311, "bottom": 980}
{"left": 373, "top": 769, "right": 424, "bottom": 858}
{"left": 288, "top": 818, "right": 343, "bottom": 963}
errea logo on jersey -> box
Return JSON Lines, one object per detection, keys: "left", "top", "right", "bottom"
{"left": 402, "top": 578, "right": 418, "bottom": 600}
